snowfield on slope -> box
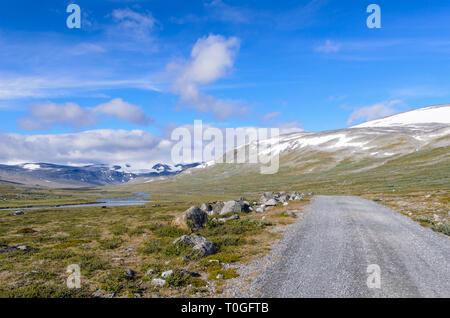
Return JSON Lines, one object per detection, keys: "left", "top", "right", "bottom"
{"left": 352, "top": 104, "right": 450, "bottom": 128}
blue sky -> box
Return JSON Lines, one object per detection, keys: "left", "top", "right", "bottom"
{"left": 0, "top": 0, "right": 450, "bottom": 167}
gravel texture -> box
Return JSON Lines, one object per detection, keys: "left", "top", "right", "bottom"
{"left": 223, "top": 196, "right": 450, "bottom": 298}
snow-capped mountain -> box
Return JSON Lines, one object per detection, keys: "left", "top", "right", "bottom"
{"left": 194, "top": 105, "right": 450, "bottom": 174}
{"left": 352, "top": 104, "right": 450, "bottom": 128}
{"left": 0, "top": 162, "right": 199, "bottom": 187}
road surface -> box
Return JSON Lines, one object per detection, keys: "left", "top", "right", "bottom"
{"left": 253, "top": 196, "right": 450, "bottom": 298}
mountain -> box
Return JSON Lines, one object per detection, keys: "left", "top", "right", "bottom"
{"left": 0, "top": 162, "right": 199, "bottom": 188}
{"left": 352, "top": 104, "right": 450, "bottom": 128}
{"left": 131, "top": 105, "right": 450, "bottom": 198}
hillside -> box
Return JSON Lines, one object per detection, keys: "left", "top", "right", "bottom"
{"left": 120, "top": 105, "right": 450, "bottom": 201}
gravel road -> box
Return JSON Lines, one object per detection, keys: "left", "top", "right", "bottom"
{"left": 227, "top": 196, "right": 450, "bottom": 298}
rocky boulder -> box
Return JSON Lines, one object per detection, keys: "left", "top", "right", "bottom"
{"left": 173, "top": 207, "right": 208, "bottom": 231}
{"left": 200, "top": 203, "right": 213, "bottom": 213}
{"left": 265, "top": 199, "right": 278, "bottom": 206}
{"left": 217, "top": 214, "right": 240, "bottom": 223}
{"left": 211, "top": 201, "right": 225, "bottom": 216}
{"left": 173, "top": 235, "right": 216, "bottom": 257}
{"left": 220, "top": 200, "right": 242, "bottom": 215}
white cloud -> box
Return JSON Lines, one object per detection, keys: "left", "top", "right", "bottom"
{"left": 94, "top": 98, "right": 153, "bottom": 126}
{"left": 347, "top": 100, "right": 406, "bottom": 125}
{"left": 0, "top": 75, "right": 159, "bottom": 100}
{"left": 169, "top": 34, "right": 247, "bottom": 120}
{"left": 0, "top": 129, "right": 172, "bottom": 170}
{"left": 72, "top": 43, "right": 106, "bottom": 55}
{"left": 316, "top": 40, "right": 341, "bottom": 53}
{"left": 111, "top": 8, "right": 158, "bottom": 41}
{"left": 18, "top": 99, "right": 153, "bottom": 131}
{"left": 263, "top": 112, "right": 281, "bottom": 120}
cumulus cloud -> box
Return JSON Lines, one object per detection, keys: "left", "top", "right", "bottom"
{"left": 316, "top": 40, "right": 341, "bottom": 53}
{"left": 94, "top": 98, "right": 153, "bottom": 126}
{"left": 169, "top": 34, "right": 247, "bottom": 120}
{"left": 18, "top": 98, "right": 153, "bottom": 131}
{"left": 347, "top": 100, "right": 406, "bottom": 126}
{"left": 0, "top": 129, "right": 172, "bottom": 170}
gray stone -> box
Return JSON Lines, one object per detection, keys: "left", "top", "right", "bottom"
{"left": 92, "top": 289, "right": 114, "bottom": 298}
{"left": 161, "top": 270, "right": 173, "bottom": 279}
{"left": 146, "top": 269, "right": 155, "bottom": 276}
{"left": 265, "top": 199, "right": 278, "bottom": 206}
{"left": 151, "top": 278, "right": 166, "bottom": 286}
{"left": 173, "top": 235, "right": 216, "bottom": 257}
{"left": 200, "top": 203, "right": 213, "bottom": 213}
{"left": 212, "top": 202, "right": 225, "bottom": 215}
{"left": 220, "top": 200, "right": 242, "bottom": 215}
{"left": 218, "top": 214, "right": 240, "bottom": 223}
{"left": 0, "top": 245, "right": 29, "bottom": 253}
{"left": 255, "top": 207, "right": 265, "bottom": 213}
{"left": 9, "top": 211, "right": 24, "bottom": 216}
{"left": 173, "top": 206, "right": 208, "bottom": 231}
{"left": 240, "top": 201, "right": 251, "bottom": 213}
{"left": 125, "top": 269, "right": 135, "bottom": 279}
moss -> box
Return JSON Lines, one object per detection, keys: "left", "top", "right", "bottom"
{"left": 208, "top": 268, "right": 239, "bottom": 280}
{"left": 51, "top": 239, "right": 91, "bottom": 250}
{"left": 0, "top": 284, "right": 90, "bottom": 298}
{"left": 68, "top": 253, "right": 109, "bottom": 277}
{"left": 15, "top": 228, "right": 37, "bottom": 234}
{"left": 432, "top": 223, "right": 450, "bottom": 236}
{"left": 165, "top": 269, "right": 191, "bottom": 287}
{"left": 138, "top": 240, "right": 162, "bottom": 255}
{"left": 109, "top": 224, "right": 129, "bottom": 236}
{"left": 154, "top": 225, "right": 189, "bottom": 239}
{"left": 98, "top": 237, "right": 122, "bottom": 250}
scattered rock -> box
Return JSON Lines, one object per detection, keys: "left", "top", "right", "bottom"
{"left": 179, "top": 269, "right": 201, "bottom": 277}
{"left": 283, "top": 202, "right": 289, "bottom": 206}
{"left": 111, "top": 257, "right": 124, "bottom": 264}
{"left": 151, "top": 278, "right": 166, "bottom": 286}
{"left": 9, "top": 211, "right": 24, "bottom": 216}
{"left": 161, "top": 270, "right": 173, "bottom": 279}
{"left": 255, "top": 207, "right": 265, "bottom": 213}
{"left": 173, "top": 235, "right": 216, "bottom": 257}
{"left": 265, "top": 199, "right": 278, "bottom": 206}
{"left": 240, "top": 201, "right": 251, "bottom": 213}
{"left": 125, "top": 269, "right": 135, "bottom": 279}
{"left": 200, "top": 203, "right": 213, "bottom": 213}
{"left": 210, "top": 201, "right": 224, "bottom": 216}
{"left": 220, "top": 200, "right": 242, "bottom": 215}
{"left": 0, "top": 245, "right": 29, "bottom": 254}
{"left": 216, "top": 274, "right": 224, "bottom": 279}
{"left": 92, "top": 289, "right": 106, "bottom": 298}
{"left": 284, "top": 211, "right": 298, "bottom": 217}
{"left": 92, "top": 289, "right": 114, "bottom": 298}
{"left": 146, "top": 269, "right": 155, "bottom": 276}
{"left": 173, "top": 206, "right": 208, "bottom": 231}
{"left": 218, "top": 214, "right": 240, "bottom": 223}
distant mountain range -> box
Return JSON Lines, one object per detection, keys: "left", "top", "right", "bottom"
{"left": 1, "top": 105, "right": 449, "bottom": 189}
{"left": 0, "top": 162, "right": 200, "bottom": 188}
